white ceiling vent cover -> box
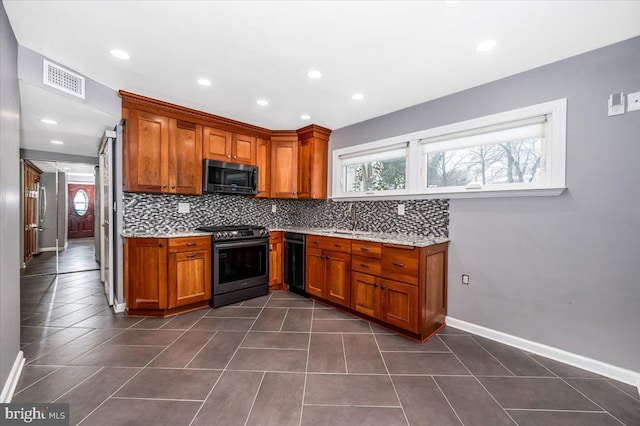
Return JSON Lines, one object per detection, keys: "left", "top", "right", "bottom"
{"left": 43, "top": 59, "right": 85, "bottom": 99}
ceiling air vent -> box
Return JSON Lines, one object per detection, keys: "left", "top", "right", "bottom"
{"left": 43, "top": 59, "right": 85, "bottom": 99}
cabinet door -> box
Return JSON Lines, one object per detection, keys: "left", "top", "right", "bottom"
{"left": 424, "top": 245, "right": 447, "bottom": 327}
{"left": 269, "top": 241, "right": 283, "bottom": 288}
{"left": 325, "top": 251, "right": 351, "bottom": 307}
{"left": 271, "top": 140, "right": 298, "bottom": 199}
{"left": 351, "top": 272, "right": 380, "bottom": 319}
{"left": 125, "top": 109, "right": 169, "bottom": 193}
{"left": 233, "top": 133, "right": 256, "bottom": 165}
{"left": 169, "top": 119, "right": 202, "bottom": 195}
{"left": 297, "top": 137, "right": 311, "bottom": 199}
{"left": 305, "top": 247, "right": 325, "bottom": 298}
{"left": 298, "top": 136, "right": 328, "bottom": 200}
{"left": 255, "top": 138, "right": 271, "bottom": 198}
{"left": 168, "top": 249, "right": 211, "bottom": 308}
{"left": 203, "top": 127, "right": 232, "bottom": 161}
{"left": 381, "top": 279, "right": 419, "bottom": 333}
{"left": 125, "top": 238, "right": 168, "bottom": 309}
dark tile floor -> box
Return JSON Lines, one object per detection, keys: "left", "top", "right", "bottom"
{"left": 16, "top": 270, "right": 640, "bottom": 425}
{"left": 21, "top": 237, "right": 99, "bottom": 277}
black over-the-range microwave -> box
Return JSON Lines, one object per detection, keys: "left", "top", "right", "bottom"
{"left": 202, "top": 159, "right": 258, "bottom": 195}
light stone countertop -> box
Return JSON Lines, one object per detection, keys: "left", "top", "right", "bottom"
{"left": 270, "top": 227, "right": 449, "bottom": 248}
{"left": 121, "top": 230, "right": 213, "bottom": 238}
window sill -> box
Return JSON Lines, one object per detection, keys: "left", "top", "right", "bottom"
{"left": 330, "top": 187, "right": 566, "bottom": 201}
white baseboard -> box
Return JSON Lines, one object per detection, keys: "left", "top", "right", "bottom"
{"left": 446, "top": 316, "right": 640, "bottom": 392}
{"left": 0, "top": 351, "right": 25, "bottom": 403}
{"left": 38, "top": 246, "right": 64, "bottom": 252}
{"left": 113, "top": 299, "right": 126, "bottom": 313}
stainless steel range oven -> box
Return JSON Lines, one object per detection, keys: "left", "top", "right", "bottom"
{"left": 196, "top": 225, "right": 270, "bottom": 308}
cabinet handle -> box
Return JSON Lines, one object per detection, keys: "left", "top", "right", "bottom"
{"left": 158, "top": 243, "right": 164, "bottom": 247}
{"left": 311, "top": 240, "right": 319, "bottom": 244}
{"left": 293, "top": 192, "right": 297, "bottom": 195}
{"left": 360, "top": 263, "right": 369, "bottom": 268}
{"left": 227, "top": 155, "right": 231, "bottom": 158}
{"left": 186, "top": 242, "right": 196, "bottom": 246}
{"left": 381, "top": 285, "right": 387, "bottom": 290}
{"left": 233, "top": 155, "right": 237, "bottom": 159}
{"left": 171, "top": 184, "right": 176, "bottom": 189}
{"left": 360, "top": 246, "right": 370, "bottom": 251}
{"left": 162, "top": 184, "right": 167, "bottom": 188}
{"left": 333, "top": 243, "right": 342, "bottom": 247}
{"left": 393, "top": 261, "right": 404, "bottom": 267}
{"left": 373, "top": 283, "right": 378, "bottom": 288}
{"left": 186, "top": 253, "right": 197, "bottom": 258}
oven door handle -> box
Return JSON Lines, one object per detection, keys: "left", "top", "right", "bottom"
{"left": 214, "top": 238, "right": 270, "bottom": 249}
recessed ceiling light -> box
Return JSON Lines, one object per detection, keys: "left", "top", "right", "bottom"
{"left": 307, "top": 69, "right": 322, "bottom": 79}
{"left": 256, "top": 99, "right": 269, "bottom": 106}
{"left": 352, "top": 93, "right": 364, "bottom": 101}
{"left": 40, "top": 118, "right": 58, "bottom": 125}
{"left": 300, "top": 114, "right": 311, "bottom": 120}
{"left": 50, "top": 140, "right": 64, "bottom": 145}
{"left": 197, "top": 78, "right": 212, "bottom": 87}
{"left": 109, "top": 49, "right": 130, "bottom": 60}
{"left": 476, "top": 40, "right": 497, "bottom": 53}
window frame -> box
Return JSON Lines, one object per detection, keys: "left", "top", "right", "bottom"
{"left": 331, "top": 99, "right": 567, "bottom": 200}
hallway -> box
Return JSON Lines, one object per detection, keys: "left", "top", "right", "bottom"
{"left": 21, "top": 237, "right": 99, "bottom": 277}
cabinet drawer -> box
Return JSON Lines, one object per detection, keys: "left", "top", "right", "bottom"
{"left": 306, "top": 235, "right": 351, "bottom": 254}
{"left": 381, "top": 244, "right": 419, "bottom": 285}
{"left": 351, "top": 240, "right": 382, "bottom": 259}
{"left": 168, "top": 236, "right": 211, "bottom": 253}
{"left": 352, "top": 255, "right": 382, "bottom": 276}
{"left": 270, "top": 232, "right": 283, "bottom": 244}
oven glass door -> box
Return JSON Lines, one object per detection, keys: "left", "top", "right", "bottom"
{"left": 213, "top": 238, "right": 269, "bottom": 295}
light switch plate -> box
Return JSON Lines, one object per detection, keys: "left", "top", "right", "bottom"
{"left": 271, "top": 204, "right": 277, "bottom": 213}
{"left": 628, "top": 91, "right": 640, "bottom": 112}
{"left": 398, "top": 204, "right": 405, "bottom": 215}
{"left": 178, "top": 203, "right": 190, "bottom": 213}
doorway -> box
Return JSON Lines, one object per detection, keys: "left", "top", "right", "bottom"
{"left": 20, "top": 160, "right": 100, "bottom": 277}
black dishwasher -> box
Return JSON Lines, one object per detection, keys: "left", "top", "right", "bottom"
{"left": 284, "top": 232, "right": 307, "bottom": 297}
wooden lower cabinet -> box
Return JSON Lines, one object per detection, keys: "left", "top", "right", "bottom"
{"left": 310, "top": 240, "right": 449, "bottom": 340}
{"left": 125, "top": 236, "right": 211, "bottom": 316}
{"left": 305, "top": 247, "right": 351, "bottom": 308}
{"left": 269, "top": 232, "right": 283, "bottom": 290}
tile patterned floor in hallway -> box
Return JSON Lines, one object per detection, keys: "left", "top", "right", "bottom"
{"left": 17, "top": 271, "right": 640, "bottom": 425}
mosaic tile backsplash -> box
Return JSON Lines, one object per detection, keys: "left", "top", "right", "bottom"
{"left": 123, "top": 193, "right": 449, "bottom": 237}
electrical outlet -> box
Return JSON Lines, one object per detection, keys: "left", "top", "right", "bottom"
{"left": 398, "top": 204, "right": 405, "bottom": 215}
{"left": 628, "top": 91, "right": 640, "bottom": 112}
{"left": 178, "top": 203, "right": 190, "bottom": 214}
{"left": 462, "top": 274, "right": 470, "bottom": 285}
{"left": 271, "top": 204, "right": 277, "bottom": 213}
{"left": 608, "top": 92, "right": 625, "bottom": 116}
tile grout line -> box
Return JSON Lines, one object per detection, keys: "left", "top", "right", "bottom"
{"left": 523, "top": 353, "right": 628, "bottom": 426}
{"left": 188, "top": 293, "right": 273, "bottom": 426}
{"left": 468, "top": 335, "right": 518, "bottom": 377}
{"left": 52, "top": 366, "right": 106, "bottom": 403}
{"left": 11, "top": 366, "right": 63, "bottom": 397}
{"left": 340, "top": 333, "right": 349, "bottom": 374}
{"left": 298, "top": 301, "right": 315, "bottom": 426}
{"left": 279, "top": 308, "right": 289, "bottom": 332}
{"left": 371, "top": 326, "right": 411, "bottom": 426}
{"left": 471, "top": 375, "right": 520, "bottom": 425}
{"left": 603, "top": 380, "right": 640, "bottom": 403}
{"left": 76, "top": 306, "right": 211, "bottom": 425}
{"left": 431, "top": 376, "right": 466, "bottom": 426}
{"left": 183, "top": 330, "right": 219, "bottom": 369}
{"left": 243, "top": 372, "right": 267, "bottom": 426}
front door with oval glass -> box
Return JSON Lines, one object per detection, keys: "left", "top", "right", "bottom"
{"left": 68, "top": 184, "right": 95, "bottom": 239}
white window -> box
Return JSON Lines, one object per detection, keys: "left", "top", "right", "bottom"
{"left": 332, "top": 99, "right": 566, "bottom": 199}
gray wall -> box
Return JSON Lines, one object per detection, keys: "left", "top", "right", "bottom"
{"left": 330, "top": 36, "right": 640, "bottom": 372}
{"left": 0, "top": 0, "right": 22, "bottom": 394}
{"left": 38, "top": 172, "right": 67, "bottom": 250}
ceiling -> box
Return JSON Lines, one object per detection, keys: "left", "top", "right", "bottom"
{"left": 5, "top": 1, "right": 640, "bottom": 133}
{"left": 19, "top": 82, "right": 118, "bottom": 157}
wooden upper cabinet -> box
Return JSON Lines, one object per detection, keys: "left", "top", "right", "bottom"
{"left": 125, "top": 109, "right": 169, "bottom": 193}
{"left": 233, "top": 133, "right": 256, "bottom": 165}
{"left": 203, "top": 127, "right": 233, "bottom": 162}
{"left": 124, "top": 108, "right": 201, "bottom": 195}
{"left": 203, "top": 127, "right": 256, "bottom": 165}
{"left": 255, "top": 138, "right": 271, "bottom": 198}
{"left": 271, "top": 132, "right": 299, "bottom": 199}
{"left": 296, "top": 125, "right": 330, "bottom": 200}
{"left": 169, "top": 119, "right": 202, "bottom": 195}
